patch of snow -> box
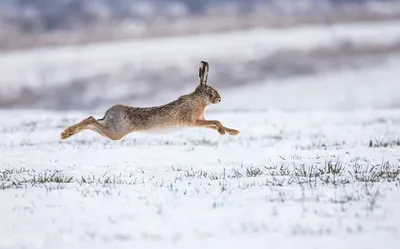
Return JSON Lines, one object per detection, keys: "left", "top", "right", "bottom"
{"left": 1, "top": 106, "right": 400, "bottom": 248}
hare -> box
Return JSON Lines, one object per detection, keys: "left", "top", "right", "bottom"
{"left": 61, "top": 61, "right": 240, "bottom": 141}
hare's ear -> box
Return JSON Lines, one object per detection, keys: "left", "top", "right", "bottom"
{"left": 198, "top": 61, "right": 209, "bottom": 85}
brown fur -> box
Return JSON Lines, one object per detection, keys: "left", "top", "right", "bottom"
{"left": 61, "top": 61, "right": 239, "bottom": 140}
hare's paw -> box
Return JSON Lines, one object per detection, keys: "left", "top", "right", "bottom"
{"left": 217, "top": 126, "right": 226, "bottom": 135}
{"left": 229, "top": 130, "right": 240, "bottom": 135}
{"left": 61, "top": 127, "right": 75, "bottom": 139}
{"left": 61, "top": 130, "right": 70, "bottom": 140}
{"left": 61, "top": 129, "right": 71, "bottom": 139}
{"left": 226, "top": 128, "right": 239, "bottom": 136}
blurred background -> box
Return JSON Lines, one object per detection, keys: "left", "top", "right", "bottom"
{"left": 0, "top": 0, "right": 400, "bottom": 111}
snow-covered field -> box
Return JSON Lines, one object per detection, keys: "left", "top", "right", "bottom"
{"left": 1, "top": 20, "right": 400, "bottom": 249}
{"left": 1, "top": 73, "right": 400, "bottom": 249}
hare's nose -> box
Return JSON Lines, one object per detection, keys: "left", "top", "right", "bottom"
{"left": 218, "top": 98, "right": 221, "bottom": 102}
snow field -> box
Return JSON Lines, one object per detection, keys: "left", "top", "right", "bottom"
{"left": 1, "top": 108, "right": 400, "bottom": 249}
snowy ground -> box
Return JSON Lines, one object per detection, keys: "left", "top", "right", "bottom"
{"left": 1, "top": 103, "right": 400, "bottom": 248}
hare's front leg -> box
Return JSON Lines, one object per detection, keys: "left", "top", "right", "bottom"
{"left": 198, "top": 121, "right": 240, "bottom": 135}
{"left": 223, "top": 126, "right": 240, "bottom": 135}
{"left": 194, "top": 120, "right": 240, "bottom": 136}
{"left": 194, "top": 120, "right": 225, "bottom": 135}
{"left": 194, "top": 120, "right": 240, "bottom": 135}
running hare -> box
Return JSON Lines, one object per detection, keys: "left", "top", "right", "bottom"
{"left": 61, "top": 61, "right": 239, "bottom": 140}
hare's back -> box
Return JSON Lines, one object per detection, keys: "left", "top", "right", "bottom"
{"left": 109, "top": 104, "right": 179, "bottom": 130}
{"left": 103, "top": 100, "right": 199, "bottom": 132}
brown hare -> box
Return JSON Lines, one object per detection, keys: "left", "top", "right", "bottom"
{"left": 61, "top": 61, "right": 240, "bottom": 141}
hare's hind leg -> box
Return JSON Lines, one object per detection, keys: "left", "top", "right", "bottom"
{"left": 61, "top": 116, "right": 125, "bottom": 140}
{"left": 88, "top": 118, "right": 126, "bottom": 141}
{"left": 61, "top": 116, "right": 94, "bottom": 139}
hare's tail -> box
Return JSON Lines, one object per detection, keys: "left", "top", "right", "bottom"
{"left": 61, "top": 116, "right": 95, "bottom": 140}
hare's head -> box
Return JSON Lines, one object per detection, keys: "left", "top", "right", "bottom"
{"left": 194, "top": 61, "right": 221, "bottom": 104}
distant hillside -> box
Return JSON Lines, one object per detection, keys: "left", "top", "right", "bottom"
{"left": 1, "top": 0, "right": 400, "bottom": 50}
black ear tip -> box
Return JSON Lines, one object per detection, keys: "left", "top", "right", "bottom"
{"left": 200, "top": 61, "right": 208, "bottom": 66}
